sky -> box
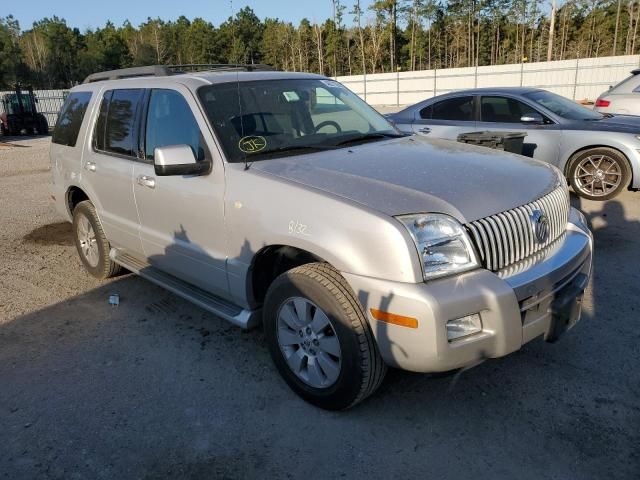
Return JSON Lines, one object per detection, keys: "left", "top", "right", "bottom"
{"left": 4, "top": 0, "right": 377, "bottom": 31}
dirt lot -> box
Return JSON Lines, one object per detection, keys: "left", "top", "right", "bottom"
{"left": 1, "top": 136, "right": 639, "bottom": 479}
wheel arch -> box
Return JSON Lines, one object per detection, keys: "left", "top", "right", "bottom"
{"left": 247, "top": 244, "right": 330, "bottom": 308}
{"left": 65, "top": 185, "right": 91, "bottom": 217}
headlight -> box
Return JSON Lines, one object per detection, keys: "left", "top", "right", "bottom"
{"left": 397, "top": 214, "right": 480, "bottom": 280}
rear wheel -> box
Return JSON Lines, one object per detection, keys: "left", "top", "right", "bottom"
{"left": 1, "top": 121, "right": 12, "bottom": 136}
{"left": 36, "top": 115, "right": 48, "bottom": 135}
{"left": 72, "top": 200, "right": 122, "bottom": 279}
{"left": 568, "top": 148, "right": 631, "bottom": 200}
{"left": 263, "top": 263, "right": 386, "bottom": 410}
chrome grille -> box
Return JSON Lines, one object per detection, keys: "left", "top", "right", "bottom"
{"left": 465, "top": 185, "right": 570, "bottom": 271}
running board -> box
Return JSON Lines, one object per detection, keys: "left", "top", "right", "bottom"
{"left": 110, "top": 249, "right": 260, "bottom": 330}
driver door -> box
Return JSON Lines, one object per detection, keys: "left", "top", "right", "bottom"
{"left": 475, "top": 95, "right": 561, "bottom": 163}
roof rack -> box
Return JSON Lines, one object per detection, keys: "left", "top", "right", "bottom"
{"left": 171, "top": 64, "right": 274, "bottom": 72}
{"left": 82, "top": 64, "right": 275, "bottom": 83}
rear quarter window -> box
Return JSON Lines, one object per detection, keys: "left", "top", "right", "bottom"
{"left": 52, "top": 92, "right": 93, "bottom": 147}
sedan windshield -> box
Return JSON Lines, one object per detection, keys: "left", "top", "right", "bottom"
{"left": 197, "top": 78, "right": 402, "bottom": 162}
{"left": 523, "top": 90, "right": 603, "bottom": 121}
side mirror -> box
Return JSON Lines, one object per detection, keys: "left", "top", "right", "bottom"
{"left": 154, "top": 145, "right": 210, "bottom": 176}
{"left": 520, "top": 112, "right": 544, "bottom": 124}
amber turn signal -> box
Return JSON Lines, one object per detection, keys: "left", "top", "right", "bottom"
{"left": 370, "top": 308, "right": 418, "bottom": 329}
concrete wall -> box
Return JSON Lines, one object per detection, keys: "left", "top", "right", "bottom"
{"left": 337, "top": 55, "right": 640, "bottom": 106}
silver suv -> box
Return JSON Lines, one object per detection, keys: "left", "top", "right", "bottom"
{"left": 50, "top": 65, "right": 593, "bottom": 409}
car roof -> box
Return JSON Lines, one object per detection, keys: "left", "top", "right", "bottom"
{"left": 438, "top": 87, "right": 541, "bottom": 96}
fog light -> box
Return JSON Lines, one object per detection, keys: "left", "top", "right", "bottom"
{"left": 447, "top": 314, "right": 482, "bottom": 341}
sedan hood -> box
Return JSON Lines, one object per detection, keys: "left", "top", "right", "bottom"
{"left": 566, "top": 114, "right": 640, "bottom": 133}
{"left": 252, "top": 136, "right": 559, "bottom": 223}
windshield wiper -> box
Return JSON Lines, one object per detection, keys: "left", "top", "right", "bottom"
{"left": 332, "top": 132, "right": 406, "bottom": 146}
{"left": 250, "top": 144, "right": 339, "bottom": 158}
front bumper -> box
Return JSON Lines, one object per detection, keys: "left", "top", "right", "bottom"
{"left": 343, "top": 207, "right": 593, "bottom": 373}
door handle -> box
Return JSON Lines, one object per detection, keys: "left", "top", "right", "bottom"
{"left": 136, "top": 175, "right": 156, "bottom": 189}
{"left": 418, "top": 127, "right": 431, "bottom": 134}
{"left": 84, "top": 161, "right": 96, "bottom": 172}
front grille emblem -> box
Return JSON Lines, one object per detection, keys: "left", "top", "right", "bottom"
{"left": 531, "top": 209, "right": 550, "bottom": 243}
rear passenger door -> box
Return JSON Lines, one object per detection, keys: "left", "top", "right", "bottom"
{"left": 132, "top": 87, "right": 228, "bottom": 297}
{"left": 412, "top": 95, "right": 476, "bottom": 140}
{"left": 475, "top": 95, "right": 561, "bottom": 162}
{"left": 86, "top": 88, "right": 144, "bottom": 255}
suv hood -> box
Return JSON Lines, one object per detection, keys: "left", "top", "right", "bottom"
{"left": 252, "top": 136, "right": 559, "bottom": 223}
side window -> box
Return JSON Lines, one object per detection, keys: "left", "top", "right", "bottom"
{"left": 429, "top": 96, "right": 474, "bottom": 121}
{"left": 94, "top": 89, "right": 143, "bottom": 156}
{"left": 93, "top": 91, "right": 111, "bottom": 151}
{"left": 145, "top": 89, "right": 205, "bottom": 161}
{"left": 52, "top": 91, "right": 92, "bottom": 147}
{"left": 419, "top": 104, "right": 432, "bottom": 119}
{"left": 104, "top": 89, "right": 143, "bottom": 157}
{"left": 480, "top": 96, "right": 539, "bottom": 123}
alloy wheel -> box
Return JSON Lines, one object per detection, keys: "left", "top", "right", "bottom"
{"left": 276, "top": 297, "right": 342, "bottom": 389}
{"left": 574, "top": 154, "right": 623, "bottom": 198}
{"left": 76, "top": 214, "right": 99, "bottom": 267}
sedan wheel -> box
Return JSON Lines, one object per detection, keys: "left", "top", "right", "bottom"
{"left": 569, "top": 148, "right": 630, "bottom": 200}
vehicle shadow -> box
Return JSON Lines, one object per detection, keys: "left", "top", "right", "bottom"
{"left": 23, "top": 222, "right": 74, "bottom": 246}
{"left": 0, "top": 134, "right": 50, "bottom": 144}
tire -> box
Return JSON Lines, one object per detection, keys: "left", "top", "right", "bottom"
{"left": 568, "top": 147, "right": 631, "bottom": 200}
{"left": 263, "top": 262, "right": 386, "bottom": 410}
{"left": 37, "top": 115, "right": 48, "bottom": 135}
{"left": 72, "top": 200, "right": 122, "bottom": 279}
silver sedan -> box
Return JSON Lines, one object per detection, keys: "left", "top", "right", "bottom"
{"left": 388, "top": 87, "right": 640, "bottom": 200}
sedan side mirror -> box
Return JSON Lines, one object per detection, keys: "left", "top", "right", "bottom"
{"left": 154, "top": 145, "right": 211, "bottom": 176}
{"left": 520, "top": 112, "right": 544, "bottom": 124}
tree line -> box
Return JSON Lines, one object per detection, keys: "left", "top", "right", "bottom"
{"left": 1, "top": 1, "right": 640, "bottom": 89}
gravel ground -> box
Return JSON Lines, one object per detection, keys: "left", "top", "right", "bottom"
{"left": 0, "top": 136, "right": 639, "bottom": 480}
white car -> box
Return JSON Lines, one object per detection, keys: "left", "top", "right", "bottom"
{"left": 595, "top": 68, "right": 640, "bottom": 115}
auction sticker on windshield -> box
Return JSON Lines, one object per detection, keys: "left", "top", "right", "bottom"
{"left": 238, "top": 135, "right": 267, "bottom": 154}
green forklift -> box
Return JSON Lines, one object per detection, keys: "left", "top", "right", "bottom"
{"left": 0, "top": 84, "right": 49, "bottom": 136}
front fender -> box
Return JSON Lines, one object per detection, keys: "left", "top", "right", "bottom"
{"left": 223, "top": 164, "right": 424, "bottom": 307}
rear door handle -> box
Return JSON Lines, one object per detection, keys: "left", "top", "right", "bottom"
{"left": 84, "top": 161, "right": 96, "bottom": 172}
{"left": 418, "top": 127, "right": 431, "bottom": 134}
{"left": 136, "top": 175, "right": 156, "bottom": 189}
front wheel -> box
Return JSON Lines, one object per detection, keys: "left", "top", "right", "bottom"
{"left": 263, "top": 263, "right": 386, "bottom": 410}
{"left": 568, "top": 148, "right": 631, "bottom": 200}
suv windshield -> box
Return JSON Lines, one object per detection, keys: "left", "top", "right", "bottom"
{"left": 197, "top": 78, "right": 401, "bottom": 162}
{"left": 523, "top": 90, "right": 603, "bottom": 121}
